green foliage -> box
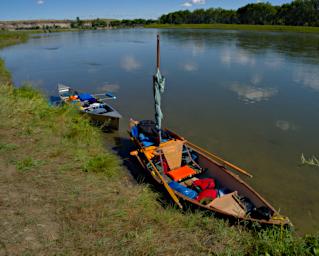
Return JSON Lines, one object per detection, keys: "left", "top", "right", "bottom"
{"left": 158, "top": 0, "right": 319, "bottom": 27}
{"left": 237, "top": 3, "right": 277, "bottom": 25}
{"left": 92, "top": 18, "right": 108, "bottom": 28}
{"left": 71, "top": 16, "right": 84, "bottom": 28}
{"left": 110, "top": 19, "right": 156, "bottom": 27}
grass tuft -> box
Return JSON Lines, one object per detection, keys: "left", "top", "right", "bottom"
{"left": 84, "top": 154, "right": 121, "bottom": 177}
{"left": 15, "top": 157, "right": 44, "bottom": 172}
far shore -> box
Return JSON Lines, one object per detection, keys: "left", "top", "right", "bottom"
{"left": 145, "top": 23, "right": 319, "bottom": 33}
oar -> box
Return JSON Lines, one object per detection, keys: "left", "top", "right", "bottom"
{"left": 186, "top": 141, "right": 253, "bottom": 178}
{"left": 93, "top": 92, "right": 117, "bottom": 99}
{"left": 130, "top": 150, "right": 183, "bottom": 209}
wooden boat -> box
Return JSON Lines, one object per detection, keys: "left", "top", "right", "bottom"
{"left": 58, "top": 84, "right": 122, "bottom": 130}
{"left": 129, "top": 123, "right": 292, "bottom": 227}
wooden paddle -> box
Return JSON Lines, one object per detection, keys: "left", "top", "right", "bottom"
{"left": 130, "top": 150, "right": 183, "bottom": 209}
{"left": 186, "top": 141, "right": 253, "bottom": 178}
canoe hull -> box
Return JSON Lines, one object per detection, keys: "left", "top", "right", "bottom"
{"left": 80, "top": 110, "right": 121, "bottom": 130}
{"left": 129, "top": 127, "right": 292, "bottom": 228}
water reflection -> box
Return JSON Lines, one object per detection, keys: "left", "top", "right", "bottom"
{"left": 221, "top": 49, "right": 255, "bottom": 66}
{"left": 293, "top": 65, "right": 319, "bottom": 92}
{"left": 276, "top": 120, "right": 298, "bottom": 131}
{"left": 230, "top": 83, "right": 278, "bottom": 103}
{"left": 120, "top": 55, "right": 141, "bottom": 72}
{"left": 160, "top": 29, "right": 319, "bottom": 65}
{"left": 182, "top": 62, "right": 198, "bottom": 72}
{"left": 99, "top": 83, "right": 120, "bottom": 92}
{"left": 250, "top": 74, "right": 262, "bottom": 85}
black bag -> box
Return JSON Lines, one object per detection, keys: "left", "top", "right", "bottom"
{"left": 137, "top": 120, "right": 158, "bottom": 138}
{"left": 250, "top": 206, "right": 272, "bottom": 220}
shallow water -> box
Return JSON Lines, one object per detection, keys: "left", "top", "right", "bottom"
{"left": 1, "top": 29, "right": 319, "bottom": 233}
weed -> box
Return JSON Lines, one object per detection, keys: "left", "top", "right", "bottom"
{"left": 15, "top": 157, "right": 44, "bottom": 172}
{"left": 0, "top": 143, "right": 18, "bottom": 152}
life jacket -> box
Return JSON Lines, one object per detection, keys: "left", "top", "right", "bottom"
{"left": 196, "top": 189, "right": 218, "bottom": 204}
{"left": 69, "top": 95, "right": 78, "bottom": 101}
{"left": 193, "top": 178, "right": 215, "bottom": 191}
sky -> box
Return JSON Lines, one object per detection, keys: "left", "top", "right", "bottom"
{"left": 0, "top": 0, "right": 292, "bottom": 21}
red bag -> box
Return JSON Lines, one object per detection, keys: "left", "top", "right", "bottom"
{"left": 193, "top": 178, "right": 215, "bottom": 191}
{"left": 196, "top": 189, "right": 218, "bottom": 203}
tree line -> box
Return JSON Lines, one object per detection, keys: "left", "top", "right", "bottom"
{"left": 70, "top": 17, "right": 157, "bottom": 29}
{"left": 159, "top": 0, "right": 319, "bottom": 26}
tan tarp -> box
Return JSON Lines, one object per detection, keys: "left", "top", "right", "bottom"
{"left": 160, "top": 140, "right": 184, "bottom": 170}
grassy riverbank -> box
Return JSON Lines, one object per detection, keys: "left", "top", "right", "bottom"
{"left": 146, "top": 23, "right": 319, "bottom": 33}
{"left": 0, "top": 31, "right": 29, "bottom": 49}
{"left": 0, "top": 31, "right": 30, "bottom": 85}
{"left": 1, "top": 85, "right": 319, "bottom": 255}
{"left": 1, "top": 29, "right": 319, "bottom": 255}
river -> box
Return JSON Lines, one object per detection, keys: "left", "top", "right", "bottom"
{"left": 1, "top": 28, "right": 319, "bottom": 233}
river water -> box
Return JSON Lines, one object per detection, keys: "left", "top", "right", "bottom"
{"left": 1, "top": 29, "right": 319, "bottom": 233}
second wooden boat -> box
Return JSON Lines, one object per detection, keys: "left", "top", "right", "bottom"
{"left": 58, "top": 84, "right": 122, "bottom": 130}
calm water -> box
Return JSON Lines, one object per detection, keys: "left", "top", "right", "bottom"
{"left": 1, "top": 29, "right": 319, "bottom": 233}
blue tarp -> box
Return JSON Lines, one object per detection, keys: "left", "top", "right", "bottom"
{"left": 169, "top": 181, "right": 198, "bottom": 199}
{"left": 78, "top": 93, "right": 95, "bottom": 101}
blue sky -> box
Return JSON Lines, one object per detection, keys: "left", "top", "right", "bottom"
{"left": 0, "top": 0, "right": 292, "bottom": 21}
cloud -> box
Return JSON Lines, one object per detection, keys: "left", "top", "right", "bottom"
{"left": 120, "top": 56, "right": 141, "bottom": 72}
{"left": 230, "top": 84, "right": 278, "bottom": 104}
{"left": 100, "top": 83, "right": 120, "bottom": 92}
{"left": 192, "top": 0, "right": 206, "bottom": 4}
{"left": 182, "top": 0, "right": 206, "bottom": 7}
{"left": 182, "top": 2, "right": 192, "bottom": 7}
{"left": 220, "top": 49, "right": 255, "bottom": 66}
{"left": 37, "top": 0, "right": 44, "bottom": 5}
{"left": 250, "top": 74, "right": 262, "bottom": 85}
{"left": 264, "top": 58, "right": 284, "bottom": 69}
{"left": 183, "top": 62, "right": 198, "bottom": 72}
{"left": 275, "top": 120, "right": 298, "bottom": 131}
{"left": 293, "top": 65, "right": 319, "bottom": 92}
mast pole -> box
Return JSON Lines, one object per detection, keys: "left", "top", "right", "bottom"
{"left": 157, "top": 34, "right": 160, "bottom": 70}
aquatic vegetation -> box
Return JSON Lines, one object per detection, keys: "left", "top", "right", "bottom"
{"left": 301, "top": 153, "right": 319, "bottom": 167}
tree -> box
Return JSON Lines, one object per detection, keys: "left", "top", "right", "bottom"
{"left": 71, "top": 17, "right": 84, "bottom": 28}
{"left": 237, "top": 3, "right": 277, "bottom": 25}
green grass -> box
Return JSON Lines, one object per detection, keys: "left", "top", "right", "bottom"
{"left": 0, "top": 58, "right": 12, "bottom": 85}
{"left": 15, "top": 157, "right": 44, "bottom": 172}
{"left": 0, "top": 31, "right": 29, "bottom": 49}
{"left": 0, "top": 31, "right": 29, "bottom": 85}
{"left": 145, "top": 23, "right": 319, "bottom": 33}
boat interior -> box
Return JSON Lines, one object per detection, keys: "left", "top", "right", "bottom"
{"left": 130, "top": 120, "right": 279, "bottom": 222}
{"left": 58, "top": 85, "right": 113, "bottom": 114}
